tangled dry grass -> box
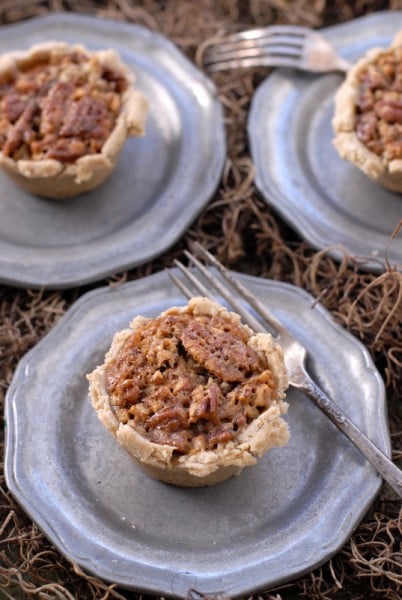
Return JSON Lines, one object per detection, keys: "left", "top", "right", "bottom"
{"left": 0, "top": 1, "right": 401, "bottom": 599}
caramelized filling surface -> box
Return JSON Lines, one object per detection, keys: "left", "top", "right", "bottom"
{"left": 0, "top": 50, "right": 127, "bottom": 162}
{"left": 105, "top": 312, "right": 278, "bottom": 454}
{"left": 356, "top": 46, "right": 402, "bottom": 160}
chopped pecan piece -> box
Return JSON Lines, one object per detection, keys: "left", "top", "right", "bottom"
{"left": 356, "top": 111, "right": 377, "bottom": 143}
{"left": 181, "top": 320, "right": 260, "bottom": 382}
{"left": 1, "top": 99, "right": 39, "bottom": 157}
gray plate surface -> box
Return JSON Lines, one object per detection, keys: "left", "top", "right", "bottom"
{"left": 5, "top": 270, "right": 390, "bottom": 598}
{"left": 0, "top": 14, "right": 225, "bottom": 288}
{"left": 248, "top": 11, "right": 402, "bottom": 273}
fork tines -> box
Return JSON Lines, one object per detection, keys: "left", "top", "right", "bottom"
{"left": 169, "top": 243, "right": 284, "bottom": 338}
{"left": 202, "top": 24, "right": 309, "bottom": 69}
{"left": 201, "top": 24, "right": 351, "bottom": 73}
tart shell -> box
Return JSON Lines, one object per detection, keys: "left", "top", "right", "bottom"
{"left": 0, "top": 42, "right": 149, "bottom": 199}
{"left": 87, "top": 297, "right": 290, "bottom": 488}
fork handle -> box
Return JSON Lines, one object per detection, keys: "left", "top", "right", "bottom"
{"left": 300, "top": 374, "right": 402, "bottom": 499}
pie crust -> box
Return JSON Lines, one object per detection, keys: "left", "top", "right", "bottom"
{"left": 332, "top": 31, "right": 402, "bottom": 192}
{"left": 0, "top": 41, "right": 148, "bottom": 199}
{"left": 87, "top": 297, "right": 290, "bottom": 487}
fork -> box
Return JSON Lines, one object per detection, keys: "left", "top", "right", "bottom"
{"left": 201, "top": 24, "right": 351, "bottom": 73}
{"left": 168, "top": 243, "right": 402, "bottom": 499}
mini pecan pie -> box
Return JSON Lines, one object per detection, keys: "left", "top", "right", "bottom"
{"left": 0, "top": 41, "right": 148, "bottom": 198}
{"left": 333, "top": 32, "right": 402, "bottom": 191}
{"left": 87, "top": 297, "right": 289, "bottom": 487}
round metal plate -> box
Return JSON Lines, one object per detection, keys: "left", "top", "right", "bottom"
{"left": 248, "top": 12, "right": 402, "bottom": 273}
{"left": 5, "top": 270, "right": 389, "bottom": 598}
{"left": 0, "top": 14, "right": 225, "bottom": 288}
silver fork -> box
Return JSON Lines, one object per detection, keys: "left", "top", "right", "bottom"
{"left": 201, "top": 25, "right": 351, "bottom": 73}
{"left": 169, "top": 243, "right": 402, "bottom": 499}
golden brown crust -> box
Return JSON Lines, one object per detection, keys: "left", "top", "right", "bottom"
{"left": 87, "top": 297, "right": 290, "bottom": 487}
{"left": 332, "top": 32, "right": 402, "bottom": 192}
{"left": 0, "top": 42, "right": 148, "bottom": 199}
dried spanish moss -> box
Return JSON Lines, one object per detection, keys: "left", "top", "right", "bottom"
{"left": 0, "top": 1, "right": 401, "bottom": 599}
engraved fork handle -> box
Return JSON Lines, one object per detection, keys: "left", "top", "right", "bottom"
{"left": 299, "top": 371, "right": 402, "bottom": 498}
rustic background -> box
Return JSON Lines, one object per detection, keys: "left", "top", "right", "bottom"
{"left": 0, "top": 1, "right": 401, "bottom": 599}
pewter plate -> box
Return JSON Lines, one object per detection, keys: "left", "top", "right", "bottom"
{"left": 5, "top": 270, "right": 390, "bottom": 598}
{"left": 248, "top": 11, "right": 402, "bottom": 273}
{"left": 0, "top": 14, "right": 225, "bottom": 289}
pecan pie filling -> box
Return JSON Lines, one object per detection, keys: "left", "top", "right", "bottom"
{"left": 105, "top": 311, "right": 279, "bottom": 455}
{"left": 0, "top": 50, "right": 128, "bottom": 163}
{"left": 355, "top": 46, "right": 402, "bottom": 161}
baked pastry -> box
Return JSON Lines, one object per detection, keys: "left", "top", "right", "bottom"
{"left": 332, "top": 32, "right": 402, "bottom": 192}
{"left": 0, "top": 41, "right": 148, "bottom": 198}
{"left": 87, "top": 297, "right": 289, "bottom": 487}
